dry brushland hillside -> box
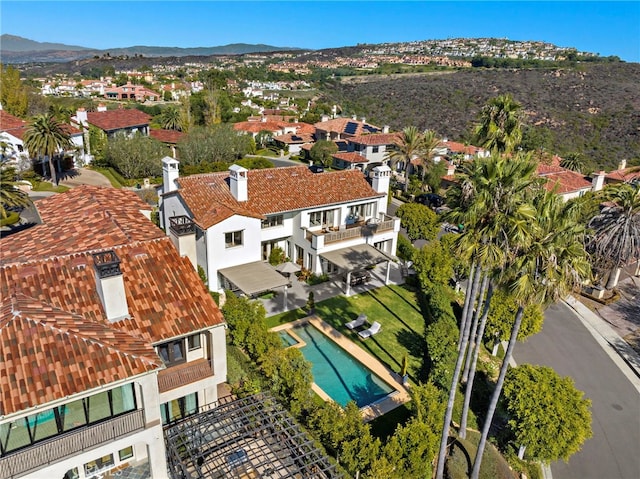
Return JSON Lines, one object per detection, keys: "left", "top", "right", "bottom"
{"left": 322, "top": 63, "right": 640, "bottom": 171}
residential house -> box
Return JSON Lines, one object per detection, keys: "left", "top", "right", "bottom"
{"left": 149, "top": 128, "right": 185, "bottom": 159}
{"left": 74, "top": 105, "right": 151, "bottom": 140}
{"left": 331, "top": 131, "right": 398, "bottom": 172}
{"left": 159, "top": 159, "right": 400, "bottom": 295}
{"left": 233, "top": 117, "right": 315, "bottom": 140}
{"left": 314, "top": 116, "right": 382, "bottom": 141}
{"left": 272, "top": 131, "right": 315, "bottom": 156}
{"left": 439, "top": 139, "right": 489, "bottom": 162}
{"left": 0, "top": 186, "right": 227, "bottom": 479}
{"left": 605, "top": 159, "right": 640, "bottom": 186}
{"left": 104, "top": 82, "right": 161, "bottom": 102}
{"left": 0, "top": 109, "right": 86, "bottom": 172}
{"left": 537, "top": 156, "right": 597, "bottom": 201}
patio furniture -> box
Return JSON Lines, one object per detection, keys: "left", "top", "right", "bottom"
{"left": 358, "top": 321, "right": 381, "bottom": 339}
{"left": 345, "top": 313, "right": 367, "bottom": 330}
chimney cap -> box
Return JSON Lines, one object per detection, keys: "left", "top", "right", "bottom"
{"left": 92, "top": 250, "right": 122, "bottom": 278}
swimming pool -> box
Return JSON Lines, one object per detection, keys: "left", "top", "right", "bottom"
{"left": 287, "top": 322, "right": 394, "bottom": 408}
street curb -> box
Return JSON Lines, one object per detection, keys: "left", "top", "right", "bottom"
{"left": 564, "top": 296, "right": 640, "bottom": 391}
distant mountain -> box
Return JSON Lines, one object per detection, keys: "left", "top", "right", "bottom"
{"left": 0, "top": 34, "right": 90, "bottom": 52}
{"left": 0, "top": 34, "right": 301, "bottom": 63}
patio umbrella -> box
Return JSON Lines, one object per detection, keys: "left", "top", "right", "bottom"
{"left": 275, "top": 261, "right": 301, "bottom": 275}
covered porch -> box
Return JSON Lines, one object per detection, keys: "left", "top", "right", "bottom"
{"left": 218, "top": 261, "right": 292, "bottom": 308}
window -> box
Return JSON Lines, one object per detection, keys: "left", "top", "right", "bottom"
{"left": 372, "top": 146, "right": 379, "bottom": 153}
{"left": 348, "top": 202, "right": 375, "bottom": 220}
{"left": 309, "top": 209, "right": 335, "bottom": 227}
{"left": 160, "top": 393, "right": 198, "bottom": 425}
{"left": 225, "top": 230, "right": 243, "bottom": 248}
{"left": 188, "top": 334, "right": 202, "bottom": 351}
{"left": 84, "top": 454, "right": 114, "bottom": 476}
{"left": 158, "top": 339, "right": 186, "bottom": 366}
{"left": 261, "top": 215, "right": 283, "bottom": 228}
{"left": 119, "top": 446, "right": 134, "bottom": 461}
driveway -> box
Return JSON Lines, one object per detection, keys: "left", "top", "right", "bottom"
{"left": 58, "top": 168, "right": 112, "bottom": 187}
{"left": 514, "top": 302, "right": 640, "bottom": 479}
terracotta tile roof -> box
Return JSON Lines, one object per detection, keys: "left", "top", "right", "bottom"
{"left": 0, "top": 110, "right": 27, "bottom": 130}
{"left": 176, "top": 166, "right": 383, "bottom": 229}
{"left": 273, "top": 132, "right": 315, "bottom": 144}
{"left": 314, "top": 118, "right": 381, "bottom": 136}
{"left": 542, "top": 170, "right": 592, "bottom": 194}
{"left": 348, "top": 132, "right": 401, "bottom": 146}
{"left": 0, "top": 294, "right": 162, "bottom": 416}
{"left": 61, "top": 123, "right": 83, "bottom": 136}
{"left": 1, "top": 186, "right": 162, "bottom": 263}
{"left": 606, "top": 167, "right": 640, "bottom": 182}
{"left": 150, "top": 128, "right": 184, "bottom": 144}
{"left": 86, "top": 109, "right": 151, "bottom": 132}
{"left": 440, "top": 140, "right": 484, "bottom": 155}
{"left": 333, "top": 152, "right": 369, "bottom": 163}
{"left": 234, "top": 120, "right": 315, "bottom": 135}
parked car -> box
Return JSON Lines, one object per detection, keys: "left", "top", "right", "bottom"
{"left": 309, "top": 164, "right": 325, "bottom": 173}
{"left": 415, "top": 193, "right": 444, "bottom": 208}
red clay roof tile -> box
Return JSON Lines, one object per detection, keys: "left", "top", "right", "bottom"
{"left": 86, "top": 109, "right": 151, "bottom": 131}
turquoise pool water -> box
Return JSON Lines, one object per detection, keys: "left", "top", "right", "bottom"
{"left": 290, "top": 323, "right": 394, "bottom": 408}
{"left": 279, "top": 331, "right": 299, "bottom": 347}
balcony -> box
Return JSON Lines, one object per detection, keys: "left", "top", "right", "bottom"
{"left": 158, "top": 358, "right": 214, "bottom": 394}
{"left": 0, "top": 409, "right": 145, "bottom": 479}
{"left": 169, "top": 215, "right": 195, "bottom": 236}
{"left": 306, "top": 214, "right": 398, "bottom": 249}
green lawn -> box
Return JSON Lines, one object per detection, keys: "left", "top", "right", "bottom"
{"left": 30, "top": 182, "right": 69, "bottom": 193}
{"left": 266, "top": 284, "right": 426, "bottom": 382}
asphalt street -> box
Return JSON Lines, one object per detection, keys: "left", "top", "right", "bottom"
{"left": 514, "top": 302, "right": 640, "bottom": 479}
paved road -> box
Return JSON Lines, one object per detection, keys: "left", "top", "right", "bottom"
{"left": 514, "top": 302, "right": 640, "bottom": 479}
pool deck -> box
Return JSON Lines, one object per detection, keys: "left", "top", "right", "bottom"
{"left": 271, "top": 315, "right": 411, "bottom": 422}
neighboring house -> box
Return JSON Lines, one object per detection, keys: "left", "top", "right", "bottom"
{"left": 104, "top": 82, "right": 161, "bottom": 102}
{"left": 149, "top": 128, "right": 185, "bottom": 159}
{"left": 0, "top": 109, "right": 87, "bottom": 171}
{"left": 439, "top": 139, "right": 489, "bottom": 161}
{"left": 233, "top": 117, "right": 315, "bottom": 139}
{"left": 331, "top": 132, "right": 398, "bottom": 172}
{"left": 314, "top": 116, "right": 382, "bottom": 141}
{"left": 0, "top": 186, "right": 227, "bottom": 479}
{"left": 159, "top": 159, "right": 400, "bottom": 295}
{"left": 272, "top": 131, "right": 315, "bottom": 156}
{"left": 537, "top": 156, "right": 596, "bottom": 201}
{"left": 74, "top": 105, "right": 151, "bottom": 140}
{"left": 605, "top": 159, "right": 640, "bottom": 186}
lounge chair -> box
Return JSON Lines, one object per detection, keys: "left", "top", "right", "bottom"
{"left": 358, "top": 321, "right": 381, "bottom": 339}
{"left": 345, "top": 313, "right": 367, "bottom": 330}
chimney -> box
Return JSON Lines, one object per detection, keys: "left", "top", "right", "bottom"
{"left": 97, "top": 103, "right": 107, "bottom": 112}
{"left": 162, "top": 157, "right": 180, "bottom": 194}
{"left": 361, "top": 117, "right": 366, "bottom": 124}
{"left": 92, "top": 251, "right": 129, "bottom": 322}
{"left": 351, "top": 114, "right": 357, "bottom": 120}
{"left": 371, "top": 165, "right": 391, "bottom": 195}
{"left": 382, "top": 125, "right": 390, "bottom": 134}
{"left": 320, "top": 114, "right": 329, "bottom": 122}
{"left": 169, "top": 216, "right": 197, "bottom": 270}
{"left": 447, "top": 162, "right": 456, "bottom": 176}
{"left": 592, "top": 171, "right": 606, "bottom": 191}
{"left": 618, "top": 159, "right": 627, "bottom": 171}
{"left": 261, "top": 116, "right": 267, "bottom": 123}
{"left": 229, "top": 164, "right": 248, "bottom": 202}
{"left": 76, "top": 108, "right": 88, "bottom": 126}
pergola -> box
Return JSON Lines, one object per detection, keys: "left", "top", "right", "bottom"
{"left": 164, "top": 393, "right": 343, "bottom": 479}
{"left": 219, "top": 261, "right": 290, "bottom": 296}
{"left": 320, "top": 244, "right": 396, "bottom": 295}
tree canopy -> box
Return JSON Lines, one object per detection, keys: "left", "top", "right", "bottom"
{"left": 309, "top": 140, "right": 338, "bottom": 167}
{"left": 396, "top": 202, "right": 440, "bottom": 241}
{"left": 503, "top": 364, "right": 592, "bottom": 462}
{"left": 485, "top": 288, "right": 544, "bottom": 343}
{"left": 105, "top": 132, "right": 166, "bottom": 179}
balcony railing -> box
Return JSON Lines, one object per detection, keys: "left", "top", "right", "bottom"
{"left": 158, "top": 358, "right": 214, "bottom": 393}
{"left": 0, "top": 409, "right": 145, "bottom": 479}
{"left": 306, "top": 215, "right": 397, "bottom": 247}
{"left": 169, "top": 215, "right": 195, "bottom": 236}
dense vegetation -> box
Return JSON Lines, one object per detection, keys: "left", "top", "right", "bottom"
{"left": 321, "top": 63, "right": 640, "bottom": 171}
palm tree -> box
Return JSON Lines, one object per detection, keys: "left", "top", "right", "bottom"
{"left": 587, "top": 183, "right": 640, "bottom": 288}
{"left": 435, "top": 154, "right": 540, "bottom": 479}
{"left": 23, "top": 113, "right": 72, "bottom": 186}
{"left": 470, "top": 190, "right": 591, "bottom": 479}
{"left": 160, "top": 105, "right": 183, "bottom": 131}
{"left": 473, "top": 94, "right": 523, "bottom": 154}
{"left": 560, "top": 152, "right": 585, "bottom": 173}
{"left": 385, "top": 126, "right": 424, "bottom": 193}
{"left": 417, "top": 129, "right": 441, "bottom": 180}
{"left": 0, "top": 166, "right": 31, "bottom": 219}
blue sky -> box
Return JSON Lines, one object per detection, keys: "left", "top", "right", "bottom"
{"left": 2, "top": 1, "right": 639, "bottom": 62}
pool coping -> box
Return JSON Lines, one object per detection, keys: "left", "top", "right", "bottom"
{"left": 271, "top": 315, "right": 411, "bottom": 422}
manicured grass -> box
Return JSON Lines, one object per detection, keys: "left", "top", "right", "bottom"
{"left": 89, "top": 166, "right": 125, "bottom": 188}
{"left": 446, "top": 430, "right": 516, "bottom": 479}
{"left": 267, "top": 284, "right": 427, "bottom": 382}
{"left": 31, "top": 182, "right": 69, "bottom": 193}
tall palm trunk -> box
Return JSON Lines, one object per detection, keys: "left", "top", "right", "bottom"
{"left": 48, "top": 155, "right": 58, "bottom": 185}
{"left": 458, "top": 262, "right": 481, "bottom": 352}
{"left": 470, "top": 306, "right": 524, "bottom": 479}
{"left": 459, "top": 283, "right": 494, "bottom": 439}
{"left": 458, "top": 262, "right": 476, "bottom": 348}
{"left": 462, "top": 272, "right": 489, "bottom": 383}
{"left": 434, "top": 291, "right": 476, "bottom": 479}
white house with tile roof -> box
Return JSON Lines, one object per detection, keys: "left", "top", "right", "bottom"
{"left": 0, "top": 186, "right": 227, "bottom": 479}
{"left": 159, "top": 158, "right": 400, "bottom": 294}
